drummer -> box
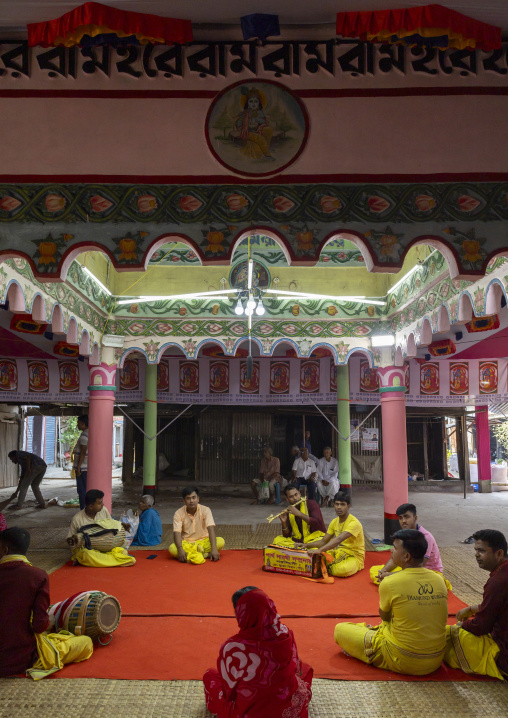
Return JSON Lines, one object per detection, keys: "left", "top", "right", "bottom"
{"left": 0, "top": 527, "right": 93, "bottom": 679}
{"left": 67, "top": 489, "right": 135, "bottom": 568}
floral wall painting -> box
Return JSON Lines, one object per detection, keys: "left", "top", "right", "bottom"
{"left": 206, "top": 80, "right": 309, "bottom": 176}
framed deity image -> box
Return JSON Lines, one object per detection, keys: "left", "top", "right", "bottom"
{"left": 205, "top": 79, "right": 309, "bottom": 177}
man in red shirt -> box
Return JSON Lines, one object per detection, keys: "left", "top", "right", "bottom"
{"left": 0, "top": 527, "right": 93, "bottom": 679}
{"left": 445, "top": 529, "right": 508, "bottom": 679}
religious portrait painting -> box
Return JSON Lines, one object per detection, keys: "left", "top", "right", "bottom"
{"left": 206, "top": 80, "right": 308, "bottom": 177}
{"left": 330, "top": 362, "right": 337, "bottom": 393}
{"left": 449, "top": 362, "right": 469, "bottom": 395}
{"left": 157, "top": 361, "right": 169, "bottom": 392}
{"left": 420, "top": 362, "right": 439, "bottom": 395}
{"left": 27, "top": 360, "right": 49, "bottom": 393}
{"left": 360, "top": 360, "right": 379, "bottom": 393}
{"left": 120, "top": 359, "right": 139, "bottom": 391}
{"left": 180, "top": 361, "right": 199, "bottom": 393}
{"left": 0, "top": 359, "right": 17, "bottom": 392}
{"left": 58, "top": 361, "right": 80, "bottom": 393}
{"left": 240, "top": 360, "right": 260, "bottom": 394}
{"left": 270, "top": 361, "right": 290, "bottom": 394}
{"left": 479, "top": 361, "right": 498, "bottom": 394}
{"left": 210, "top": 360, "right": 229, "bottom": 393}
{"left": 404, "top": 362, "right": 411, "bottom": 393}
{"left": 300, "top": 360, "right": 320, "bottom": 393}
{"left": 230, "top": 259, "right": 270, "bottom": 290}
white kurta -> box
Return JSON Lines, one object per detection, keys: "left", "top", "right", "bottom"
{"left": 316, "top": 457, "right": 340, "bottom": 498}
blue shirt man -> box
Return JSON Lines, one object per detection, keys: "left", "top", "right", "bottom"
{"left": 131, "top": 496, "right": 162, "bottom": 546}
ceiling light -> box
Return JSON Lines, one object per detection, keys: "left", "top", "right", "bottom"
{"left": 245, "top": 306, "right": 254, "bottom": 317}
{"left": 247, "top": 294, "right": 256, "bottom": 309}
{"left": 371, "top": 335, "right": 395, "bottom": 347}
{"left": 116, "top": 289, "right": 237, "bottom": 305}
{"left": 255, "top": 299, "right": 265, "bottom": 316}
{"left": 234, "top": 299, "right": 244, "bottom": 316}
{"left": 248, "top": 259, "right": 253, "bottom": 289}
{"left": 263, "top": 289, "right": 385, "bottom": 306}
{"left": 82, "top": 266, "right": 112, "bottom": 295}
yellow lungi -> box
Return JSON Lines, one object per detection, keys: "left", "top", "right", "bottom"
{"left": 272, "top": 531, "right": 325, "bottom": 548}
{"left": 169, "top": 536, "right": 225, "bottom": 565}
{"left": 369, "top": 564, "right": 453, "bottom": 590}
{"left": 28, "top": 630, "right": 93, "bottom": 680}
{"left": 72, "top": 546, "right": 136, "bottom": 567}
{"left": 444, "top": 624, "right": 505, "bottom": 680}
{"left": 334, "top": 621, "right": 445, "bottom": 676}
{"left": 326, "top": 547, "right": 362, "bottom": 577}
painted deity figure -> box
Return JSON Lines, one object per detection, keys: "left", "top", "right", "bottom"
{"left": 235, "top": 87, "right": 275, "bottom": 161}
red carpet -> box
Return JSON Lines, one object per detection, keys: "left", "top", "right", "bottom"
{"left": 49, "top": 549, "right": 467, "bottom": 618}
{"left": 50, "top": 616, "right": 492, "bottom": 682}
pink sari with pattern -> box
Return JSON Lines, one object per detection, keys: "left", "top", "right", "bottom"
{"left": 203, "top": 589, "right": 313, "bottom": 718}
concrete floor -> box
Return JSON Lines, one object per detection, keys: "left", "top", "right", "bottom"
{"left": 1, "top": 478, "right": 507, "bottom": 546}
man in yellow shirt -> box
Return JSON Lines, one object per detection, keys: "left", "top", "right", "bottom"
{"left": 334, "top": 529, "right": 448, "bottom": 676}
{"left": 296, "top": 491, "right": 364, "bottom": 577}
{"left": 169, "top": 486, "right": 224, "bottom": 565}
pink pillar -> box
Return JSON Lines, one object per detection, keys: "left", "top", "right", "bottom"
{"left": 378, "top": 366, "right": 408, "bottom": 544}
{"left": 475, "top": 406, "right": 492, "bottom": 493}
{"left": 87, "top": 362, "right": 117, "bottom": 511}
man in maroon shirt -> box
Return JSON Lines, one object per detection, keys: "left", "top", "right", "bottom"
{"left": 445, "top": 529, "right": 508, "bottom": 679}
{"left": 0, "top": 527, "right": 93, "bottom": 678}
{"left": 272, "top": 485, "right": 326, "bottom": 547}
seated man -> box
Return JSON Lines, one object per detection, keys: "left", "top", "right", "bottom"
{"left": 0, "top": 527, "right": 93, "bottom": 679}
{"left": 298, "top": 491, "right": 364, "bottom": 578}
{"left": 291, "top": 447, "right": 318, "bottom": 501}
{"left": 67, "top": 489, "right": 135, "bottom": 567}
{"left": 131, "top": 495, "right": 163, "bottom": 546}
{"left": 444, "top": 529, "right": 508, "bottom": 680}
{"left": 316, "top": 447, "right": 339, "bottom": 507}
{"left": 169, "top": 486, "right": 224, "bottom": 565}
{"left": 335, "top": 529, "right": 448, "bottom": 675}
{"left": 272, "top": 485, "right": 326, "bottom": 547}
{"left": 370, "top": 502, "right": 452, "bottom": 590}
{"left": 251, "top": 447, "right": 286, "bottom": 505}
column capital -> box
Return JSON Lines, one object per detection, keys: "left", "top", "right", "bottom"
{"left": 88, "top": 361, "right": 117, "bottom": 392}
{"left": 377, "top": 365, "right": 407, "bottom": 394}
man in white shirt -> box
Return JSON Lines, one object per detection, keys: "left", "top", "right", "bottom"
{"left": 316, "top": 447, "right": 340, "bottom": 506}
{"left": 291, "top": 447, "right": 318, "bottom": 501}
{"left": 73, "top": 415, "right": 88, "bottom": 509}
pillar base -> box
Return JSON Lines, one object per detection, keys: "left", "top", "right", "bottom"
{"left": 384, "top": 516, "right": 400, "bottom": 545}
{"left": 142, "top": 485, "right": 156, "bottom": 499}
{"left": 478, "top": 480, "right": 492, "bottom": 494}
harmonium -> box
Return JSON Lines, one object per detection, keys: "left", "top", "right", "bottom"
{"left": 263, "top": 544, "right": 322, "bottom": 579}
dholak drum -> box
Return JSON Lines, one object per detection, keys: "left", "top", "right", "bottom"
{"left": 48, "top": 591, "right": 121, "bottom": 645}
{"left": 77, "top": 521, "right": 126, "bottom": 552}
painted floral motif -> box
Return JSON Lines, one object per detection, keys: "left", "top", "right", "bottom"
{"left": 0, "top": 195, "right": 22, "bottom": 212}
{"left": 180, "top": 323, "right": 198, "bottom": 334}
{"left": 291, "top": 305, "right": 300, "bottom": 316}
{"left": 306, "top": 324, "right": 323, "bottom": 335}
{"left": 128, "top": 322, "right": 145, "bottom": 334}
{"left": 327, "top": 306, "right": 338, "bottom": 316}
{"left": 111, "top": 231, "right": 148, "bottom": 264}
{"left": 365, "top": 227, "right": 403, "bottom": 262}
{"left": 90, "top": 195, "right": 113, "bottom": 213}
{"left": 335, "top": 341, "right": 349, "bottom": 362}
{"left": 224, "top": 339, "right": 236, "bottom": 352}
{"left": 32, "top": 233, "right": 74, "bottom": 270}
{"left": 155, "top": 322, "right": 173, "bottom": 334}
{"left": 445, "top": 227, "right": 486, "bottom": 268}
{"left": 281, "top": 324, "right": 298, "bottom": 335}
{"left": 320, "top": 196, "right": 342, "bottom": 213}
{"left": 205, "top": 323, "right": 223, "bottom": 334}
{"left": 353, "top": 325, "right": 371, "bottom": 335}
{"left": 367, "top": 195, "right": 390, "bottom": 213}
{"left": 414, "top": 194, "right": 436, "bottom": 212}
{"left": 143, "top": 340, "right": 160, "bottom": 361}
{"left": 137, "top": 195, "right": 158, "bottom": 213}
{"left": 206, "top": 231, "right": 225, "bottom": 253}
{"left": 226, "top": 194, "right": 249, "bottom": 211}
{"left": 329, "top": 324, "right": 345, "bottom": 335}
{"left": 474, "top": 287, "right": 485, "bottom": 311}
{"left": 273, "top": 196, "right": 295, "bottom": 212}
{"left": 45, "top": 194, "right": 66, "bottom": 213}
{"left": 182, "top": 340, "right": 197, "bottom": 356}
{"left": 129, "top": 304, "right": 139, "bottom": 314}
{"left": 296, "top": 231, "right": 314, "bottom": 252}
{"left": 261, "top": 339, "right": 272, "bottom": 353}
{"left": 457, "top": 195, "right": 481, "bottom": 212}
{"left": 179, "top": 195, "right": 203, "bottom": 212}
{"left": 256, "top": 323, "right": 273, "bottom": 335}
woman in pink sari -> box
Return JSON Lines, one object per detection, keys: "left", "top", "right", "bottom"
{"left": 203, "top": 586, "right": 313, "bottom": 718}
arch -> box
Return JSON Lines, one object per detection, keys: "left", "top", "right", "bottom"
{"left": 5, "top": 281, "right": 27, "bottom": 313}
{"left": 419, "top": 317, "right": 433, "bottom": 346}
{"left": 317, "top": 231, "right": 376, "bottom": 271}
{"left": 270, "top": 338, "right": 302, "bottom": 357}
{"left": 437, "top": 304, "right": 451, "bottom": 333}
{"left": 59, "top": 243, "right": 117, "bottom": 281}
{"left": 306, "top": 342, "right": 337, "bottom": 361}
{"left": 406, "top": 332, "right": 417, "bottom": 358}
{"left": 143, "top": 235, "right": 204, "bottom": 269}
{"left": 79, "top": 330, "right": 90, "bottom": 356}
{"left": 50, "top": 304, "right": 65, "bottom": 334}
{"left": 457, "top": 292, "right": 474, "bottom": 322}
{"left": 156, "top": 342, "right": 186, "bottom": 362}
{"left": 66, "top": 316, "right": 79, "bottom": 345}
{"left": 399, "top": 237, "right": 461, "bottom": 279}
{"left": 230, "top": 228, "right": 292, "bottom": 266}
{"left": 232, "top": 338, "right": 263, "bottom": 357}
{"left": 484, "top": 279, "right": 505, "bottom": 316}
{"left": 30, "top": 293, "right": 46, "bottom": 323}
{"left": 196, "top": 339, "right": 230, "bottom": 358}
{"left": 394, "top": 346, "right": 404, "bottom": 367}
{"left": 345, "top": 348, "right": 374, "bottom": 367}
{"left": 118, "top": 348, "right": 146, "bottom": 368}
{"left": 90, "top": 343, "right": 101, "bottom": 365}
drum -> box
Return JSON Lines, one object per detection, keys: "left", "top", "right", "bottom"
{"left": 77, "top": 522, "right": 126, "bottom": 552}
{"left": 48, "top": 591, "right": 121, "bottom": 645}
{"left": 263, "top": 544, "right": 323, "bottom": 579}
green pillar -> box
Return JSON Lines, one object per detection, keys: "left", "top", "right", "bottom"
{"left": 142, "top": 362, "right": 158, "bottom": 498}
{"left": 336, "top": 364, "right": 352, "bottom": 490}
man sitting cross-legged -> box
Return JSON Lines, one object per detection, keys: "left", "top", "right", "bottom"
{"left": 335, "top": 529, "right": 448, "bottom": 676}
{"left": 67, "top": 489, "right": 135, "bottom": 567}
{"left": 0, "top": 527, "right": 93, "bottom": 680}
{"left": 272, "top": 485, "right": 326, "bottom": 548}
{"left": 370, "top": 502, "right": 452, "bottom": 590}
{"left": 444, "top": 529, "right": 508, "bottom": 680}
{"left": 131, "top": 495, "right": 163, "bottom": 546}
{"left": 297, "top": 491, "right": 364, "bottom": 578}
{"left": 169, "top": 486, "right": 225, "bottom": 564}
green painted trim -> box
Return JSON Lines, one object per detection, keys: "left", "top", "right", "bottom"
{"left": 378, "top": 386, "right": 407, "bottom": 393}
{"left": 87, "top": 385, "right": 116, "bottom": 392}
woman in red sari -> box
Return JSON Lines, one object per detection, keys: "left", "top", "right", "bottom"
{"left": 203, "top": 586, "right": 313, "bottom": 718}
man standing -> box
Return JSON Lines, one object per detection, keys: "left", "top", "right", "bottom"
{"left": 370, "top": 503, "right": 451, "bottom": 590}
{"left": 8, "top": 449, "right": 47, "bottom": 510}
{"left": 300, "top": 491, "right": 365, "bottom": 578}
{"left": 0, "top": 527, "right": 93, "bottom": 679}
{"left": 169, "top": 486, "right": 224, "bottom": 565}
{"left": 335, "top": 529, "right": 448, "bottom": 675}
{"left": 316, "top": 447, "right": 340, "bottom": 506}
{"left": 444, "top": 529, "right": 508, "bottom": 680}
{"left": 273, "top": 485, "right": 326, "bottom": 547}
{"left": 291, "top": 447, "right": 318, "bottom": 500}
{"left": 251, "top": 447, "right": 285, "bottom": 504}
{"left": 73, "top": 415, "right": 89, "bottom": 510}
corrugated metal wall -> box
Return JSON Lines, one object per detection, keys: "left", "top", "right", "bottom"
{"left": 44, "top": 417, "right": 56, "bottom": 465}
{"left": 157, "top": 415, "right": 195, "bottom": 476}
{"left": 0, "top": 421, "right": 19, "bottom": 488}
{"left": 199, "top": 410, "right": 232, "bottom": 483}
{"left": 231, "top": 412, "right": 272, "bottom": 484}
{"left": 350, "top": 406, "right": 383, "bottom": 485}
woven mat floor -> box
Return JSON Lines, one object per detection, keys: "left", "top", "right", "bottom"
{"left": 0, "top": 678, "right": 506, "bottom": 718}
{"left": 128, "top": 525, "right": 255, "bottom": 551}
{"left": 25, "top": 527, "right": 70, "bottom": 550}
{"left": 26, "top": 550, "right": 70, "bottom": 574}
{"left": 440, "top": 546, "right": 485, "bottom": 606}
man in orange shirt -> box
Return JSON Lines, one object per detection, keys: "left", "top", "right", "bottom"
{"left": 169, "top": 486, "right": 225, "bottom": 565}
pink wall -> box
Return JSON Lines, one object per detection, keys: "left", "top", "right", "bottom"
{"left": 1, "top": 95, "right": 508, "bottom": 177}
